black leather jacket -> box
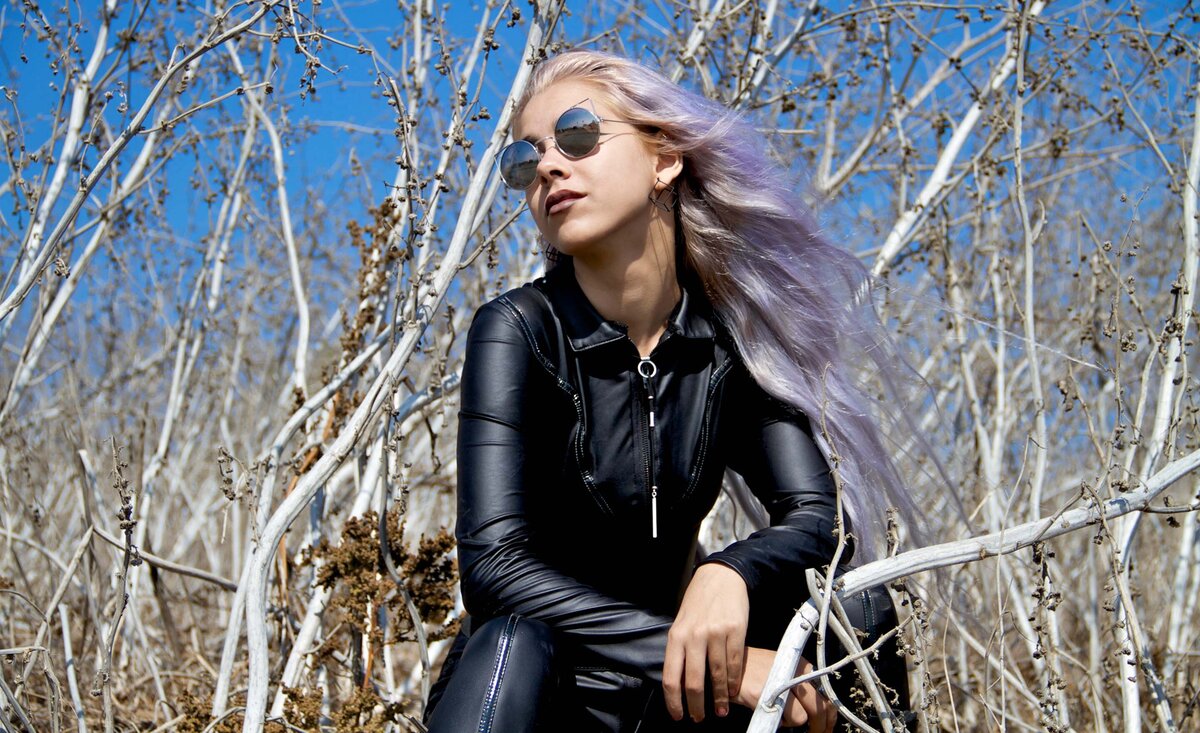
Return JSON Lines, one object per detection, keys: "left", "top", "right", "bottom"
{"left": 455, "top": 259, "right": 843, "bottom": 684}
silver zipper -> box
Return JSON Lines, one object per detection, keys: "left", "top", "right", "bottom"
{"left": 638, "top": 357, "right": 659, "bottom": 538}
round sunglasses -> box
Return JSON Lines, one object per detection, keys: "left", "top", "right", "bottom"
{"left": 499, "top": 101, "right": 634, "bottom": 189}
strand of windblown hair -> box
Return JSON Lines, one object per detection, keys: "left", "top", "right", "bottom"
{"left": 661, "top": 64, "right": 921, "bottom": 560}
{"left": 680, "top": 177, "right": 918, "bottom": 561}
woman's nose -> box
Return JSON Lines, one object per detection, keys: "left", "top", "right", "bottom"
{"left": 535, "top": 143, "right": 570, "bottom": 181}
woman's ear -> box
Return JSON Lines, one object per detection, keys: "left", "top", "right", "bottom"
{"left": 654, "top": 148, "right": 684, "bottom": 188}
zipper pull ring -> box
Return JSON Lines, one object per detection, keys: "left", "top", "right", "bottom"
{"left": 638, "top": 358, "right": 658, "bottom": 427}
{"left": 637, "top": 357, "right": 658, "bottom": 380}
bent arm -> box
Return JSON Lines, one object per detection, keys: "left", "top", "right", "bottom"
{"left": 698, "top": 376, "right": 845, "bottom": 598}
{"left": 456, "top": 299, "right": 672, "bottom": 681}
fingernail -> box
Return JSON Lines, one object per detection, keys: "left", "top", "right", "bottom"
{"left": 717, "top": 706, "right": 728, "bottom": 717}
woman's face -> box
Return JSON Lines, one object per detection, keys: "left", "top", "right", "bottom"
{"left": 512, "top": 79, "right": 668, "bottom": 261}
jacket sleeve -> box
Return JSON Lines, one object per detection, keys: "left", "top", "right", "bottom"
{"left": 697, "top": 373, "right": 848, "bottom": 599}
{"left": 455, "top": 298, "right": 673, "bottom": 681}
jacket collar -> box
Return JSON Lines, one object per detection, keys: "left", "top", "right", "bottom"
{"left": 542, "top": 257, "right": 716, "bottom": 352}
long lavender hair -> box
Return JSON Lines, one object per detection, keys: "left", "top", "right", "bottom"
{"left": 515, "top": 50, "right": 921, "bottom": 561}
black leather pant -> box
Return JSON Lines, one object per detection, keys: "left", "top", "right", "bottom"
{"left": 424, "top": 586, "right": 910, "bottom": 732}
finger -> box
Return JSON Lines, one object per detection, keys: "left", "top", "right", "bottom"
{"left": 824, "top": 694, "right": 838, "bottom": 733}
{"left": 792, "top": 683, "right": 825, "bottom": 730}
{"left": 700, "top": 638, "right": 729, "bottom": 715}
{"left": 793, "top": 677, "right": 837, "bottom": 733}
{"left": 789, "top": 657, "right": 823, "bottom": 730}
{"left": 806, "top": 684, "right": 830, "bottom": 733}
{"left": 820, "top": 689, "right": 838, "bottom": 733}
{"left": 808, "top": 666, "right": 837, "bottom": 733}
{"left": 783, "top": 686, "right": 810, "bottom": 728}
{"left": 684, "top": 641, "right": 708, "bottom": 722}
{"left": 727, "top": 633, "right": 745, "bottom": 699}
{"left": 663, "top": 634, "right": 685, "bottom": 720}
{"left": 707, "top": 637, "right": 728, "bottom": 716}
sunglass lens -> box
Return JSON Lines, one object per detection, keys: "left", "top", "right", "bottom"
{"left": 555, "top": 107, "right": 601, "bottom": 158}
{"left": 500, "top": 141, "right": 539, "bottom": 189}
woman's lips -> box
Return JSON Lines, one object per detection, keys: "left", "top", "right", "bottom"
{"left": 547, "top": 193, "right": 584, "bottom": 216}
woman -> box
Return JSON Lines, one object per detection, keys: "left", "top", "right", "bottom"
{"left": 424, "top": 50, "right": 913, "bottom": 732}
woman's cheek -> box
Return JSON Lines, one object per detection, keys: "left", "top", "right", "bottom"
{"left": 528, "top": 201, "right": 546, "bottom": 233}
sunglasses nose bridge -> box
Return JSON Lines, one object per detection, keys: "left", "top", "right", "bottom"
{"left": 533, "top": 136, "right": 575, "bottom": 180}
{"left": 530, "top": 133, "right": 555, "bottom": 156}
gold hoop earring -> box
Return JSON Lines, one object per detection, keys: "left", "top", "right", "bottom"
{"left": 649, "top": 177, "right": 678, "bottom": 212}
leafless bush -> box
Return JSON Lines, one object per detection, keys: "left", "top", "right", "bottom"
{"left": 1, "top": 1, "right": 1197, "bottom": 732}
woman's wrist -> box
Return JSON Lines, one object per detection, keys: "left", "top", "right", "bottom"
{"left": 694, "top": 561, "right": 747, "bottom": 588}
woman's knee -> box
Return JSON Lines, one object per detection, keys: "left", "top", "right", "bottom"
{"left": 425, "top": 614, "right": 562, "bottom": 733}
{"left": 828, "top": 585, "right": 911, "bottom": 718}
{"left": 839, "top": 585, "right": 900, "bottom": 643}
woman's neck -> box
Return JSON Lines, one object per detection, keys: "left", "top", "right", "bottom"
{"left": 572, "top": 236, "right": 680, "bottom": 358}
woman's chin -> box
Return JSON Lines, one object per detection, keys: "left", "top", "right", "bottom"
{"left": 543, "top": 232, "right": 599, "bottom": 259}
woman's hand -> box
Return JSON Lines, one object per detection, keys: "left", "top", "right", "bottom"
{"left": 735, "top": 647, "right": 837, "bottom": 733}
{"left": 662, "top": 563, "right": 749, "bottom": 721}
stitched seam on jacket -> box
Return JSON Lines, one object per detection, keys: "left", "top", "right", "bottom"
{"left": 498, "top": 293, "right": 615, "bottom": 516}
{"left": 478, "top": 614, "right": 520, "bottom": 733}
{"left": 862, "top": 589, "right": 878, "bottom": 643}
{"left": 683, "top": 355, "right": 735, "bottom": 499}
{"left": 496, "top": 296, "right": 572, "bottom": 393}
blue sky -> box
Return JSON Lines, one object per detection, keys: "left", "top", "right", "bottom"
{"left": 1, "top": 0, "right": 1195, "bottom": 348}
